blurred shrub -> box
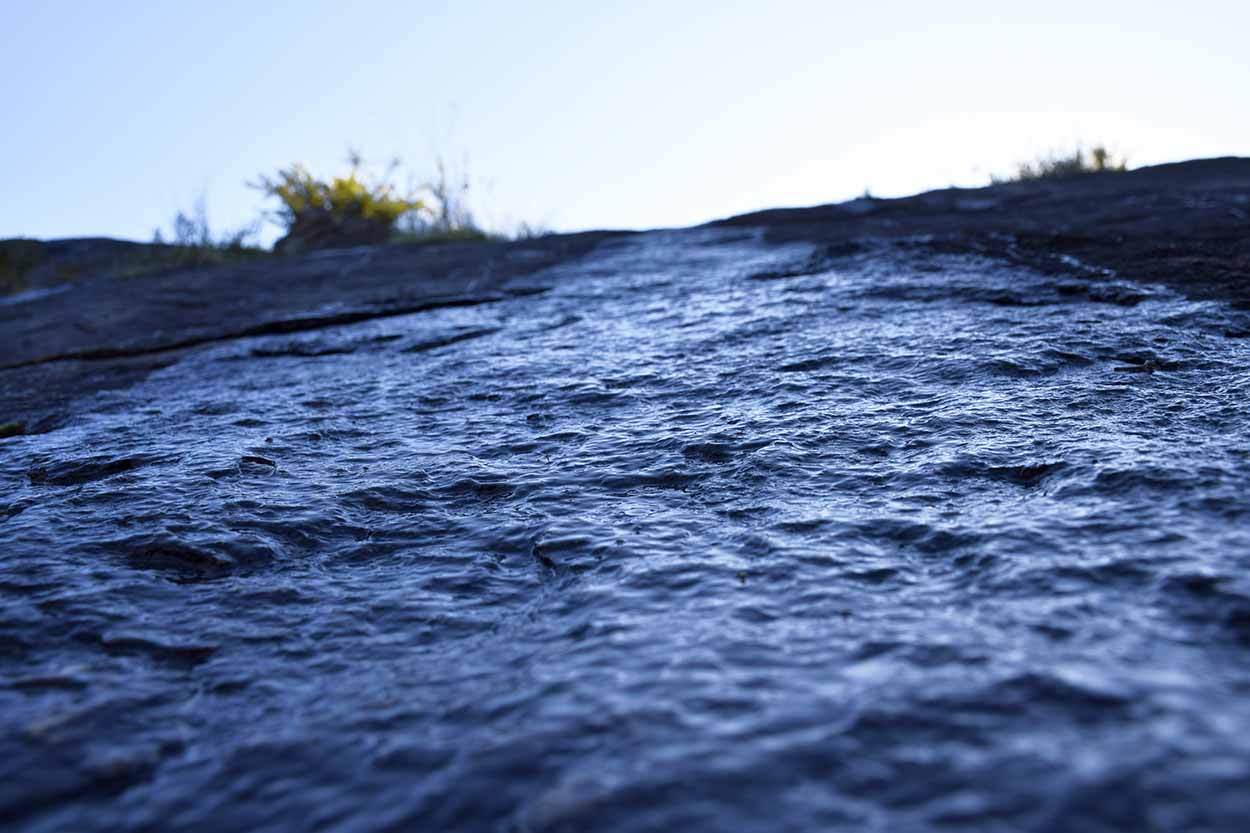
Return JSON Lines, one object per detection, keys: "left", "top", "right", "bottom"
{"left": 132, "top": 198, "right": 266, "bottom": 276}
{"left": 154, "top": 198, "right": 261, "bottom": 251}
{"left": 512, "top": 221, "right": 552, "bottom": 240}
{"left": 391, "top": 157, "right": 496, "bottom": 245}
{"left": 253, "top": 152, "right": 425, "bottom": 254}
{"left": 993, "top": 145, "right": 1127, "bottom": 184}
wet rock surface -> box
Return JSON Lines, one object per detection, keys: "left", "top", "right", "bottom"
{"left": 0, "top": 232, "right": 623, "bottom": 433}
{"left": 2, "top": 160, "right": 1250, "bottom": 831}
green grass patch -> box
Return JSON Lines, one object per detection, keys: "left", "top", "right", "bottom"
{"left": 120, "top": 241, "right": 270, "bottom": 279}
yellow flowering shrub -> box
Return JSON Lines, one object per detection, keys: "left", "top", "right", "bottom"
{"left": 252, "top": 153, "right": 425, "bottom": 251}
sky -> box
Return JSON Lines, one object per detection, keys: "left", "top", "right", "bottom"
{"left": 4, "top": 0, "right": 1249, "bottom": 243}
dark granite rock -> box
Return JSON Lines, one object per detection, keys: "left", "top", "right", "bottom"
{"left": 715, "top": 156, "right": 1250, "bottom": 307}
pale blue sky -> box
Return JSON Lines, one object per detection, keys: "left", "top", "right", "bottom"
{"left": 4, "top": 1, "right": 1249, "bottom": 242}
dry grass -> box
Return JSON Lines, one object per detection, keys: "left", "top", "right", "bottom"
{"left": 992, "top": 145, "right": 1127, "bottom": 184}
